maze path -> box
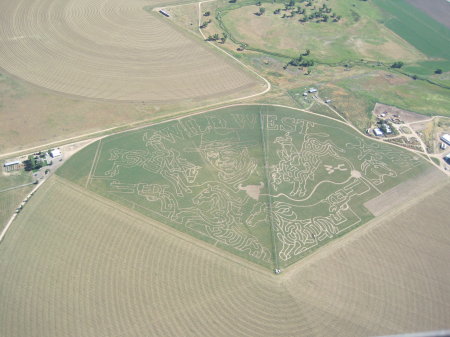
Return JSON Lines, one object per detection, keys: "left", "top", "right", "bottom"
{"left": 0, "top": 0, "right": 258, "bottom": 101}
{"left": 58, "top": 105, "right": 430, "bottom": 269}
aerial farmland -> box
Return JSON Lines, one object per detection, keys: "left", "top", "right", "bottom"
{"left": 1, "top": 0, "right": 450, "bottom": 336}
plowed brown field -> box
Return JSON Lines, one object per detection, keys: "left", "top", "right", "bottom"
{"left": 406, "top": 0, "right": 450, "bottom": 28}
{"left": 0, "top": 0, "right": 260, "bottom": 102}
{"left": 0, "top": 176, "right": 449, "bottom": 336}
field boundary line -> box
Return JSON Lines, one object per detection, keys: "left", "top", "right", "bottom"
{"left": 54, "top": 175, "right": 273, "bottom": 277}
{"left": 197, "top": 0, "right": 271, "bottom": 101}
{"left": 0, "top": 179, "right": 45, "bottom": 244}
{"left": 85, "top": 139, "right": 103, "bottom": 188}
{"left": 0, "top": 182, "right": 35, "bottom": 193}
{"left": 258, "top": 106, "right": 280, "bottom": 271}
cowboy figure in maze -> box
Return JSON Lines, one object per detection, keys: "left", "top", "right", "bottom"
{"left": 196, "top": 127, "right": 258, "bottom": 188}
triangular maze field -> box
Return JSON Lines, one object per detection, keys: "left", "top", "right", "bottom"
{"left": 58, "top": 105, "right": 428, "bottom": 270}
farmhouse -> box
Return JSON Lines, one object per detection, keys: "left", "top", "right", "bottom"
{"left": 159, "top": 9, "right": 170, "bottom": 17}
{"left": 50, "top": 149, "right": 61, "bottom": 158}
{"left": 3, "top": 160, "right": 20, "bottom": 172}
{"left": 440, "top": 134, "right": 450, "bottom": 145}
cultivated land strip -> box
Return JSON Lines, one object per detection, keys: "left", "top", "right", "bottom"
{"left": 0, "top": 0, "right": 260, "bottom": 102}
{"left": 1, "top": 175, "right": 449, "bottom": 336}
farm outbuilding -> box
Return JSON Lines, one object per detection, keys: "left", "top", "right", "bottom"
{"left": 373, "top": 128, "right": 383, "bottom": 137}
{"left": 159, "top": 9, "right": 170, "bottom": 17}
{"left": 50, "top": 149, "right": 61, "bottom": 158}
{"left": 440, "top": 134, "right": 450, "bottom": 145}
{"left": 3, "top": 160, "right": 20, "bottom": 172}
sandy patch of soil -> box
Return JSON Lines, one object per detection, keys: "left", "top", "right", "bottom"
{"left": 372, "top": 102, "right": 429, "bottom": 123}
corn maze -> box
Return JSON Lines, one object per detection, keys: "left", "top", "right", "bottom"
{"left": 59, "top": 105, "right": 428, "bottom": 269}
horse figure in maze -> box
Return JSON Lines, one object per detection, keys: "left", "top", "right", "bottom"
{"left": 104, "top": 133, "right": 201, "bottom": 196}
{"left": 271, "top": 129, "right": 347, "bottom": 198}
{"left": 346, "top": 140, "right": 397, "bottom": 185}
{"left": 177, "top": 183, "right": 271, "bottom": 262}
{"left": 191, "top": 183, "right": 243, "bottom": 227}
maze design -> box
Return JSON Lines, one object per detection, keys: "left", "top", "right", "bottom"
{"left": 85, "top": 106, "right": 425, "bottom": 268}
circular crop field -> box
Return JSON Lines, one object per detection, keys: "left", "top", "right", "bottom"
{"left": 0, "top": 0, "right": 259, "bottom": 102}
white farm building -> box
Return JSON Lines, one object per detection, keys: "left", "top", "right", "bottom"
{"left": 50, "top": 149, "right": 61, "bottom": 158}
{"left": 159, "top": 9, "right": 170, "bottom": 17}
{"left": 373, "top": 128, "right": 383, "bottom": 137}
{"left": 440, "top": 134, "right": 450, "bottom": 146}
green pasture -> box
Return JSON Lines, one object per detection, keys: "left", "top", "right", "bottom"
{"left": 218, "top": 0, "right": 425, "bottom": 63}
{"left": 334, "top": 72, "right": 450, "bottom": 119}
{"left": 374, "top": 0, "right": 450, "bottom": 60}
{"left": 58, "top": 105, "right": 429, "bottom": 269}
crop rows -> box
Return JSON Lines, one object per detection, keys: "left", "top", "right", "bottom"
{"left": 0, "top": 0, "right": 258, "bottom": 101}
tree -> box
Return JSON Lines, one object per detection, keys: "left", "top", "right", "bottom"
{"left": 303, "top": 49, "right": 310, "bottom": 56}
{"left": 259, "top": 7, "right": 266, "bottom": 15}
{"left": 256, "top": 1, "right": 261, "bottom": 5}
{"left": 274, "top": 8, "right": 281, "bottom": 14}
{"left": 213, "top": 33, "right": 219, "bottom": 41}
{"left": 435, "top": 69, "right": 443, "bottom": 74}
{"left": 204, "top": 11, "right": 210, "bottom": 16}
{"left": 391, "top": 61, "right": 404, "bottom": 69}
{"left": 220, "top": 33, "right": 228, "bottom": 43}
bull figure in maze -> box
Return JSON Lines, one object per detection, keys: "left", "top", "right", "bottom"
{"left": 177, "top": 183, "right": 271, "bottom": 262}
{"left": 104, "top": 133, "right": 201, "bottom": 196}
{"left": 271, "top": 128, "right": 348, "bottom": 198}
{"left": 246, "top": 200, "right": 350, "bottom": 261}
{"left": 346, "top": 140, "right": 397, "bottom": 185}
{"left": 110, "top": 181, "right": 179, "bottom": 220}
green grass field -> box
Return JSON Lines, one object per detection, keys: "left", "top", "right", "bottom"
{"left": 327, "top": 71, "right": 450, "bottom": 120}
{"left": 218, "top": 0, "right": 426, "bottom": 63}
{"left": 374, "top": 0, "right": 450, "bottom": 60}
{"left": 58, "top": 105, "right": 429, "bottom": 269}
